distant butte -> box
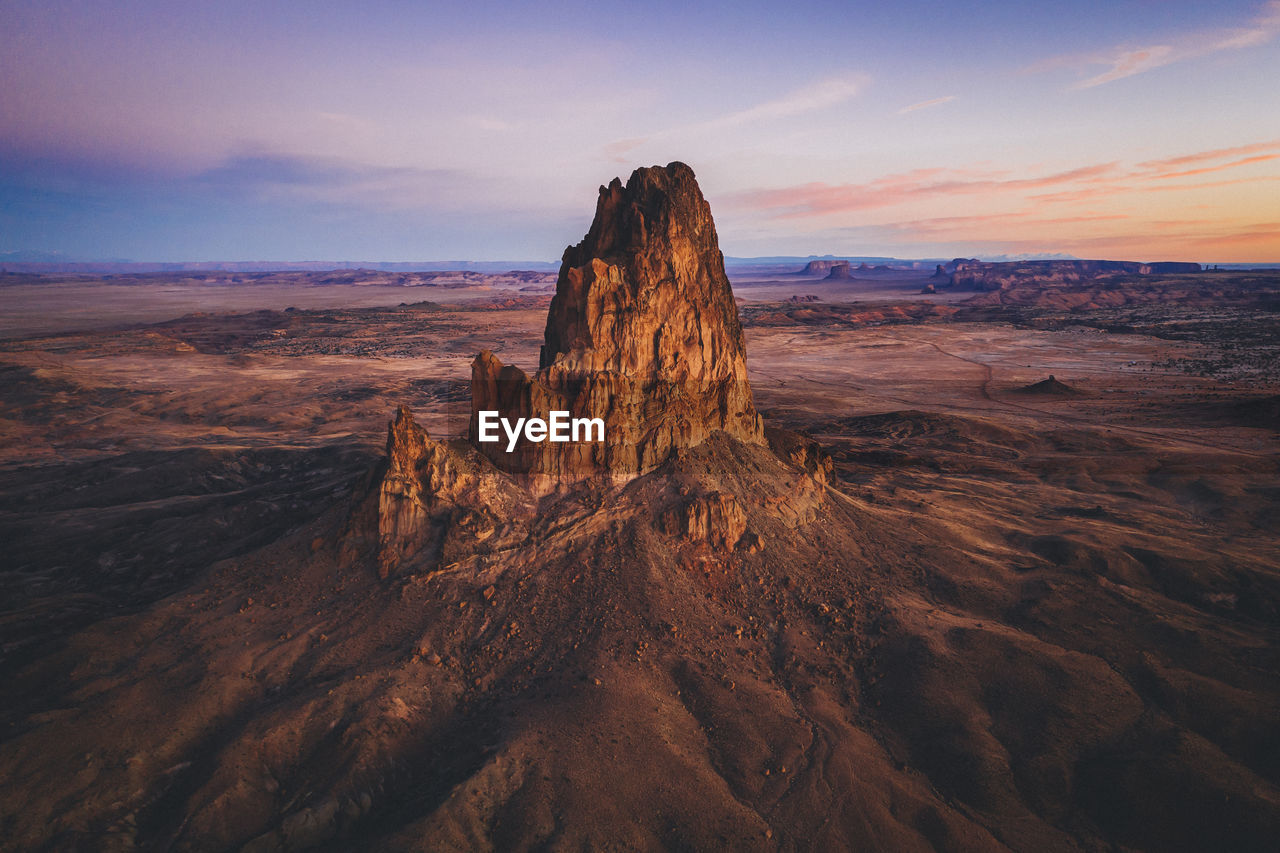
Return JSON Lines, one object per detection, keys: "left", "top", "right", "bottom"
{"left": 824, "top": 261, "right": 853, "bottom": 280}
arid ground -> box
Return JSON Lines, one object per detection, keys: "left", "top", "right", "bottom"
{"left": 1, "top": 267, "right": 1278, "bottom": 850}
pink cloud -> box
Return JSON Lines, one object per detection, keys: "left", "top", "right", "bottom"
{"left": 1147, "top": 152, "right": 1280, "bottom": 181}
{"left": 896, "top": 95, "right": 957, "bottom": 115}
{"left": 728, "top": 163, "right": 1120, "bottom": 218}
{"left": 1074, "top": 46, "right": 1174, "bottom": 89}
{"left": 1137, "top": 138, "right": 1280, "bottom": 170}
{"left": 731, "top": 140, "right": 1280, "bottom": 220}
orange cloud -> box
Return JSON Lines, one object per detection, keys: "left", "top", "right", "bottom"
{"left": 724, "top": 138, "right": 1280, "bottom": 261}
{"left": 730, "top": 163, "right": 1119, "bottom": 217}
{"left": 1137, "top": 138, "right": 1280, "bottom": 170}
{"left": 915, "top": 222, "right": 1280, "bottom": 262}
{"left": 1144, "top": 153, "right": 1280, "bottom": 181}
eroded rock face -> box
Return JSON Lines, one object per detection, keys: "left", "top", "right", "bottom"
{"left": 658, "top": 490, "right": 747, "bottom": 551}
{"left": 375, "top": 405, "right": 527, "bottom": 578}
{"left": 766, "top": 426, "right": 833, "bottom": 487}
{"left": 377, "top": 406, "right": 434, "bottom": 578}
{"left": 470, "top": 162, "right": 764, "bottom": 483}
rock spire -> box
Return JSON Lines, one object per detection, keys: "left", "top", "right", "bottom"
{"left": 470, "top": 162, "right": 764, "bottom": 483}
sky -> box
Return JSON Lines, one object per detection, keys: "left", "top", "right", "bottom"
{"left": 2, "top": 0, "right": 1279, "bottom": 262}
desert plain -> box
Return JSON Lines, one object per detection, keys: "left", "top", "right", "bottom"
{"left": 1, "top": 257, "right": 1278, "bottom": 850}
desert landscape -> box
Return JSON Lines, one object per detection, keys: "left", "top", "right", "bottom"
{"left": 1, "top": 163, "right": 1277, "bottom": 851}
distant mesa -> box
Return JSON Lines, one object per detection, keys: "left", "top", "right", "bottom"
{"left": 946, "top": 259, "right": 1203, "bottom": 292}
{"left": 796, "top": 259, "right": 843, "bottom": 276}
{"left": 788, "top": 294, "right": 821, "bottom": 303}
{"left": 794, "top": 259, "right": 907, "bottom": 276}
{"left": 1016, "top": 375, "right": 1080, "bottom": 396}
{"left": 1146, "top": 261, "right": 1203, "bottom": 274}
{"left": 824, "top": 262, "right": 853, "bottom": 280}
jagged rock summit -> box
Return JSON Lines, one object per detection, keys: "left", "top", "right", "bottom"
{"left": 367, "top": 163, "right": 799, "bottom": 577}
{"left": 471, "top": 162, "right": 764, "bottom": 483}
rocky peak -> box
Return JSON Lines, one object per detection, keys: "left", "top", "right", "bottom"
{"left": 540, "top": 162, "right": 748, "bottom": 380}
{"left": 361, "top": 164, "right": 821, "bottom": 576}
{"left": 472, "top": 162, "right": 764, "bottom": 483}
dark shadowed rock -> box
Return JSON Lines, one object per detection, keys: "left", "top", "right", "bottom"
{"left": 1016, "top": 375, "right": 1080, "bottom": 396}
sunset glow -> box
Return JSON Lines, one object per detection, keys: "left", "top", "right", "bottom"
{"left": 2, "top": 0, "right": 1278, "bottom": 262}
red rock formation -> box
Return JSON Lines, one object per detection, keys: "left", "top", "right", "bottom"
{"left": 375, "top": 405, "right": 529, "bottom": 577}
{"left": 470, "top": 162, "right": 764, "bottom": 484}
{"left": 658, "top": 490, "right": 747, "bottom": 550}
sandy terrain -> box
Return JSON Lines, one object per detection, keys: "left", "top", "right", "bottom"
{"left": 0, "top": 273, "right": 1277, "bottom": 850}
{"left": 0, "top": 270, "right": 556, "bottom": 339}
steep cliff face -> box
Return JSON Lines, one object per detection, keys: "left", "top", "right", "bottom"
{"left": 373, "top": 405, "right": 530, "bottom": 578}
{"left": 471, "top": 162, "right": 764, "bottom": 483}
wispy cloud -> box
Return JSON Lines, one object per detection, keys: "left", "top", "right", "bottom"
{"left": 192, "top": 153, "right": 479, "bottom": 210}
{"left": 1074, "top": 46, "right": 1175, "bottom": 89}
{"left": 876, "top": 212, "right": 1130, "bottom": 236}
{"left": 1137, "top": 139, "right": 1280, "bottom": 171}
{"left": 896, "top": 95, "right": 956, "bottom": 115}
{"left": 603, "top": 137, "right": 650, "bottom": 164}
{"left": 713, "top": 75, "right": 868, "bottom": 127}
{"left": 1067, "top": 0, "right": 1280, "bottom": 88}
{"left": 966, "top": 222, "right": 1280, "bottom": 255}
{"left": 728, "top": 163, "right": 1120, "bottom": 218}
{"left": 601, "top": 73, "right": 868, "bottom": 161}
{"left": 729, "top": 139, "right": 1280, "bottom": 219}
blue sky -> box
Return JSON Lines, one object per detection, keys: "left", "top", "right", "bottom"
{"left": 2, "top": 0, "right": 1278, "bottom": 261}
